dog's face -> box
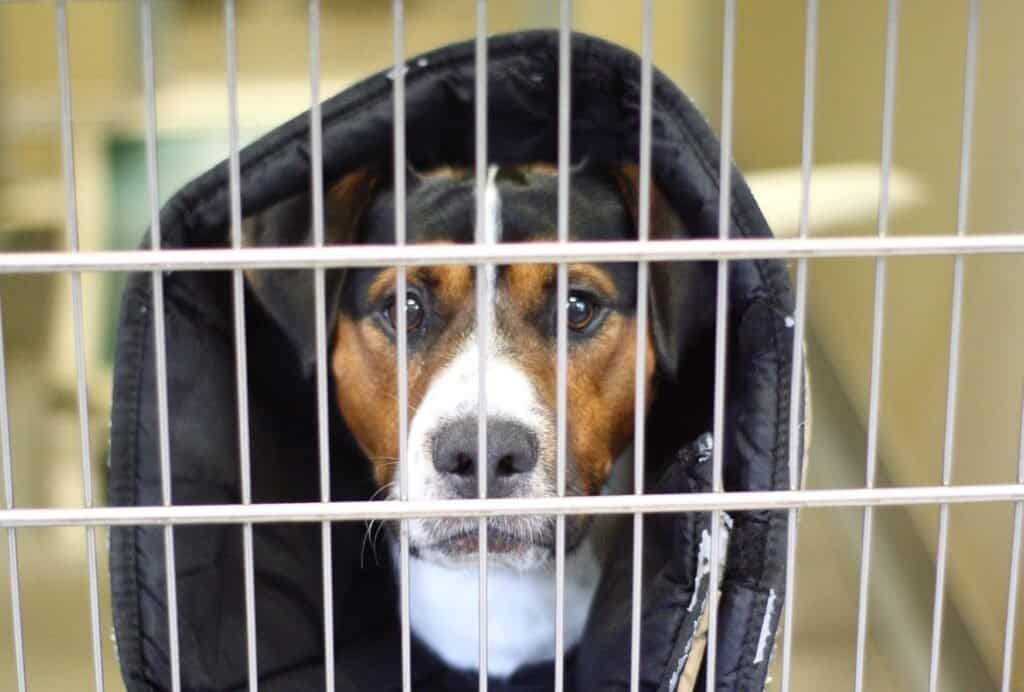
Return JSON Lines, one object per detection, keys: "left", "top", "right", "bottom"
{"left": 245, "top": 162, "right": 693, "bottom": 570}
{"left": 332, "top": 165, "right": 656, "bottom": 568}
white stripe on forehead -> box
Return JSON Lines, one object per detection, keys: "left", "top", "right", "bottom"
{"left": 482, "top": 164, "right": 501, "bottom": 339}
{"left": 484, "top": 164, "right": 502, "bottom": 244}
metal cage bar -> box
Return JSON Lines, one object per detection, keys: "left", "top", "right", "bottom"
{"left": 779, "top": 0, "right": 818, "bottom": 689}
{"left": 307, "top": 1, "right": 339, "bottom": 689}
{"left": 390, "top": 2, "right": 413, "bottom": 690}
{"left": 54, "top": 3, "right": 105, "bottom": 690}
{"left": 707, "top": 1, "right": 737, "bottom": 688}
{"left": 927, "top": 1, "right": 980, "bottom": 688}
{"left": 554, "top": 1, "right": 572, "bottom": 690}
{"left": 0, "top": 300, "right": 26, "bottom": 692}
{"left": 854, "top": 2, "right": 900, "bottom": 689}
{"left": 138, "top": 0, "right": 183, "bottom": 688}
{"left": 1001, "top": 391, "right": 1024, "bottom": 692}
{"left": 474, "top": 3, "right": 491, "bottom": 687}
{"left": 0, "top": 235, "right": 1018, "bottom": 275}
{"left": 223, "top": 2, "right": 260, "bottom": 689}
{"left": 0, "top": 485, "right": 1022, "bottom": 529}
{"left": 629, "top": 1, "right": 654, "bottom": 689}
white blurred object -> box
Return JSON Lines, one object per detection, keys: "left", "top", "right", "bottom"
{"left": 746, "top": 163, "right": 928, "bottom": 237}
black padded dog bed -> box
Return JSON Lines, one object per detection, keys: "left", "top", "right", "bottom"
{"left": 108, "top": 31, "right": 800, "bottom": 691}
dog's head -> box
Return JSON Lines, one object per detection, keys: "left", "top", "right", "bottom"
{"left": 245, "top": 162, "right": 697, "bottom": 569}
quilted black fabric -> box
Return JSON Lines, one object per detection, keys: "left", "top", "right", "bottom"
{"left": 108, "top": 30, "right": 799, "bottom": 692}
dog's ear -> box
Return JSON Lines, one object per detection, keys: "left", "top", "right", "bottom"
{"left": 607, "top": 164, "right": 697, "bottom": 380}
{"left": 243, "top": 168, "right": 380, "bottom": 374}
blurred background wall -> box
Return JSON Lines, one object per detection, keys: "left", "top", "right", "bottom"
{"left": 0, "top": 1, "right": 1021, "bottom": 689}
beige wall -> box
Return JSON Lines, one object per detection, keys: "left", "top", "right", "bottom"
{"left": 735, "top": 0, "right": 1024, "bottom": 685}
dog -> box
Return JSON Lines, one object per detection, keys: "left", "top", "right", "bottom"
{"left": 245, "top": 160, "right": 700, "bottom": 678}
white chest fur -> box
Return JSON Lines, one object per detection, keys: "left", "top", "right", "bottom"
{"left": 402, "top": 539, "right": 602, "bottom": 678}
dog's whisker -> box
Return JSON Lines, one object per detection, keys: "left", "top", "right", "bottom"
{"left": 372, "top": 518, "right": 388, "bottom": 546}
{"left": 367, "top": 481, "right": 397, "bottom": 503}
{"left": 367, "top": 517, "right": 390, "bottom": 565}
{"left": 365, "top": 522, "right": 383, "bottom": 567}
{"left": 359, "top": 519, "right": 374, "bottom": 569}
{"left": 369, "top": 460, "right": 401, "bottom": 471}
{"left": 359, "top": 479, "right": 398, "bottom": 568}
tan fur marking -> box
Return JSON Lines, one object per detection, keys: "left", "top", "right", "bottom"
{"left": 568, "top": 264, "right": 618, "bottom": 301}
{"left": 366, "top": 264, "right": 473, "bottom": 315}
{"left": 418, "top": 163, "right": 558, "bottom": 178}
{"left": 565, "top": 317, "right": 656, "bottom": 493}
{"left": 367, "top": 268, "right": 397, "bottom": 304}
{"left": 332, "top": 316, "right": 399, "bottom": 486}
{"left": 409, "top": 165, "right": 472, "bottom": 181}
{"left": 503, "top": 265, "right": 554, "bottom": 315}
{"left": 608, "top": 163, "right": 684, "bottom": 241}
{"left": 325, "top": 169, "right": 380, "bottom": 241}
{"left": 503, "top": 263, "right": 619, "bottom": 319}
{"left": 425, "top": 265, "right": 473, "bottom": 315}
{"left": 520, "top": 162, "right": 559, "bottom": 176}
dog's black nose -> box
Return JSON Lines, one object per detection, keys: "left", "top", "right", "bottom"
{"left": 432, "top": 418, "right": 538, "bottom": 498}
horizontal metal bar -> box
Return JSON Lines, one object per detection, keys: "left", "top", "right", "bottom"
{"left": 5, "top": 485, "right": 1024, "bottom": 528}
{"left": 0, "top": 235, "right": 1019, "bottom": 274}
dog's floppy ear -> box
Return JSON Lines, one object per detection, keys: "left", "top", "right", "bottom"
{"left": 607, "top": 164, "right": 699, "bottom": 380}
{"left": 243, "top": 168, "right": 380, "bottom": 374}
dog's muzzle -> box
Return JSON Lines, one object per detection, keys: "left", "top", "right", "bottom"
{"left": 400, "top": 341, "right": 558, "bottom": 565}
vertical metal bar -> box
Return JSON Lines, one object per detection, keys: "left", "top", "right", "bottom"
{"left": 139, "top": 0, "right": 181, "bottom": 687}
{"left": 779, "top": 1, "right": 817, "bottom": 689}
{"left": 706, "top": 1, "right": 736, "bottom": 690}
{"left": 307, "top": 2, "right": 336, "bottom": 690}
{"left": 474, "top": 3, "right": 489, "bottom": 689}
{"left": 928, "top": 2, "right": 978, "bottom": 689}
{"left": 629, "top": 1, "right": 653, "bottom": 690}
{"left": 54, "top": 3, "right": 104, "bottom": 690}
{"left": 223, "top": 2, "right": 259, "bottom": 689}
{"left": 1001, "top": 389, "right": 1024, "bottom": 692}
{"left": 854, "top": 2, "right": 900, "bottom": 690}
{"left": 390, "top": 3, "right": 413, "bottom": 691}
{"left": 0, "top": 303, "right": 25, "bottom": 692}
{"left": 554, "top": 2, "right": 571, "bottom": 690}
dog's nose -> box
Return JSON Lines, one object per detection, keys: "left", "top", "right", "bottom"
{"left": 432, "top": 418, "right": 538, "bottom": 498}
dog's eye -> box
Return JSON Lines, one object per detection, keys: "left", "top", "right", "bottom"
{"left": 566, "top": 292, "right": 597, "bottom": 331}
{"left": 385, "top": 293, "right": 425, "bottom": 332}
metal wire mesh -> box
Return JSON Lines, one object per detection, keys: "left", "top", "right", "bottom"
{"left": 0, "top": 1, "right": 1021, "bottom": 691}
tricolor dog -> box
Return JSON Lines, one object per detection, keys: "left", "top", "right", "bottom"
{"left": 245, "top": 161, "right": 697, "bottom": 678}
